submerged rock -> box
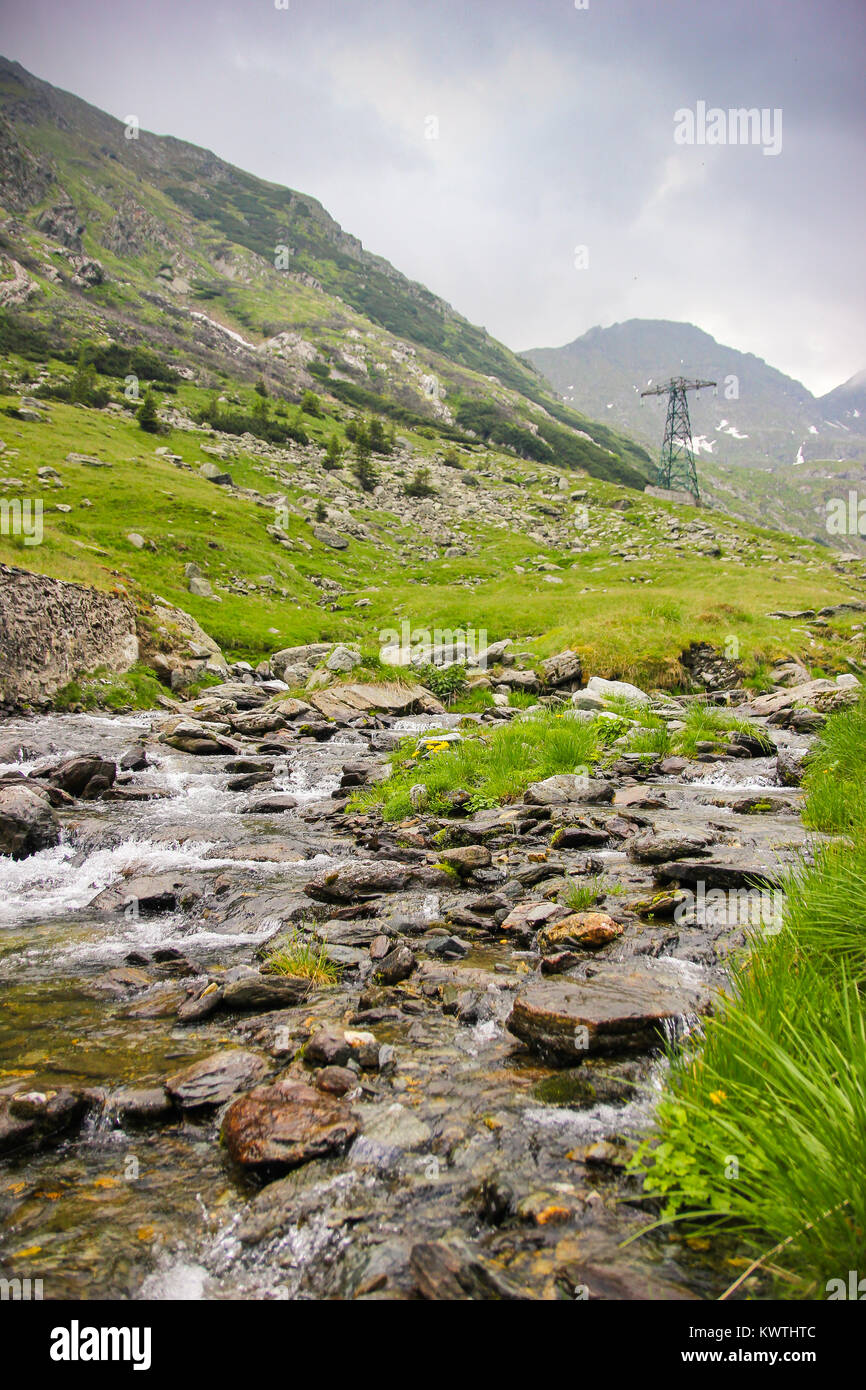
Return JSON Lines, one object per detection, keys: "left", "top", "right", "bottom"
{"left": 409, "top": 1238, "right": 532, "bottom": 1301}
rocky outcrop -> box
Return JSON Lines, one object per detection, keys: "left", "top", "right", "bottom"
{"left": 0, "top": 565, "right": 138, "bottom": 706}
{"left": 680, "top": 642, "right": 742, "bottom": 692}
{"left": 35, "top": 200, "right": 84, "bottom": 251}
{"left": 310, "top": 682, "right": 444, "bottom": 721}
{"left": 142, "top": 599, "right": 227, "bottom": 688}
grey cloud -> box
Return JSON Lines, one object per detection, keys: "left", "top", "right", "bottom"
{"left": 1, "top": 0, "right": 863, "bottom": 393}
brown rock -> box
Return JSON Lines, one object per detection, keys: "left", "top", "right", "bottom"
{"left": 314, "top": 1066, "right": 359, "bottom": 1096}
{"left": 438, "top": 845, "right": 492, "bottom": 876}
{"left": 221, "top": 1079, "right": 360, "bottom": 1172}
{"left": 375, "top": 944, "right": 416, "bottom": 984}
{"left": 537, "top": 912, "right": 623, "bottom": 952}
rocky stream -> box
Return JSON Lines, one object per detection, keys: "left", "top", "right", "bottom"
{"left": 0, "top": 682, "right": 824, "bottom": 1301}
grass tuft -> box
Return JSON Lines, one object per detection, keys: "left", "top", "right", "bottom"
{"left": 261, "top": 933, "right": 340, "bottom": 985}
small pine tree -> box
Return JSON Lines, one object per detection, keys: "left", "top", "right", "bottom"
{"left": 404, "top": 465, "right": 437, "bottom": 498}
{"left": 301, "top": 390, "right": 321, "bottom": 417}
{"left": 314, "top": 501, "right": 327, "bottom": 522}
{"left": 323, "top": 434, "right": 343, "bottom": 470}
{"left": 70, "top": 348, "right": 98, "bottom": 405}
{"left": 353, "top": 435, "right": 378, "bottom": 493}
{"left": 254, "top": 376, "right": 269, "bottom": 397}
{"left": 136, "top": 389, "right": 161, "bottom": 433}
{"left": 368, "top": 417, "right": 390, "bottom": 455}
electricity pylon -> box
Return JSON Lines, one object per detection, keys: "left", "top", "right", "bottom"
{"left": 640, "top": 376, "right": 716, "bottom": 501}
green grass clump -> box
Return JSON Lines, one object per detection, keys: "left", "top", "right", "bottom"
{"left": 507, "top": 689, "right": 538, "bottom": 709}
{"left": 261, "top": 934, "right": 340, "bottom": 985}
{"left": 561, "top": 875, "right": 606, "bottom": 911}
{"left": 51, "top": 664, "right": 167, "bottom": 711}
{"left": 629, "top": 724, "right": 674, "bottom": 757}
{"left": 451, "top": 688, "right": 496, "bottom": 713}
{"left": 631, "top": 693, "right": 866, "bottom": 1298}
{"left": 675, "top": 704, "right": 773, "bottom": 758}
{"left": 353, "top": 709, "right": 600, "bottom": 820}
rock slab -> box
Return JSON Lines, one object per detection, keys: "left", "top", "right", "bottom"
{"left": 507, "top": 960, "right": 712, "bottom": 1058}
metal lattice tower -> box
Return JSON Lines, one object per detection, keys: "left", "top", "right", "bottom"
{"left": 640, "top": 376, "right": 716, "bottom": 501}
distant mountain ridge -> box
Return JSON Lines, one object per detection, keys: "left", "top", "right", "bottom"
{"left": 524, "top": 318, "right": 866, "bottom": 477}
{"left": 819, "top": 368, "right": 866, "bottom": 426}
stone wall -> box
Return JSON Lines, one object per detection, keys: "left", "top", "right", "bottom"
{"left": 0, "top": 565, "right": 138, "bottom": 705}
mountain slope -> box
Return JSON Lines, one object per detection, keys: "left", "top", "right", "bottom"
{"left": 819, "top": 368, "right": 866, "bottom": 427}
{"left": 0, "top": 55, "right": 650, "bottom": 491}
{"left": 524, "top": 318, "right": 866, "bottom": 478}
{"left": 0, "top": 59, "right": 864, "bottom": 698}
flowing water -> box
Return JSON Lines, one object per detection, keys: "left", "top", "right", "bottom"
{"left": 0, "top": 709, "right": 807, "bottom": 1300}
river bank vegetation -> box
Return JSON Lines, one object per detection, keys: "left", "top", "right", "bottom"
{"left": 633, "top": 696, "right": 866, "bottom": 1298}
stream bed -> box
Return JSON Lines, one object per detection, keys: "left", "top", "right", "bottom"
{"left": 0, "top": 708, "right": 813, "bottom": 1300}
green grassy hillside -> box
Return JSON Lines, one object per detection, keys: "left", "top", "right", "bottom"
{"left": 1, "top": 365, "right": 863, "bottom": 690}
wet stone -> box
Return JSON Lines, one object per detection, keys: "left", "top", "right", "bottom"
{"left": 164, "top": 1049, "right": 269, "bottom": 1109}
{"left": 314, "top": 1066, "right": 359, "bottom": 1096}
{"left": 537, "top": 912, "right": 624, "bottom": 953}
{"left": 221, "top": 973, "right": 310, "bottom": 1012}
{"left": 507, "top": 959, "right": 713, "bottom": 1059}
{"left": 0, "top": 1087, "right": 89, "bottom": 1155}
{"left": 108, "top": 1087, "right": 174, "bottom": 1125}
{"left": 627, "top": 829, "right": 716, "bottom": 864}
{"left": 409, "top": 1238, "right": 532, "bottom": 1301}
{"left": 375, "top": 944, "right": 416, "bottom": 984}
{"left": 176, "top": 983, "right": 223, "bottom": 1023}
{"left": 247, "top": 794, "right": 298, "bottom": 814}
{"left": 222, "top": 1078, "right": 360, "bottom": 1174}
{"left": 305, "top": 1028, "right": 352, "bottom": 1068}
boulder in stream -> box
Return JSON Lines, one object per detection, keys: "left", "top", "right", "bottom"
{"left": 0, "top": 780, "right": 60, "bottom": 858}
{"left": 507, "top": 959, "right": 712, "bottom": 1059}
{"left": 221, "top": 1078, "right": 360, "bottom": 1173}
{"left": 165, "top": 1049, "right": 269, "bottom": 1109}
{"left": 0, "top": 1086, "right": 89, "bottom": 1154}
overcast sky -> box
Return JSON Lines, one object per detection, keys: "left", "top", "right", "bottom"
{"left": 3, "top": 0, "right": 864, "bottom": 394}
